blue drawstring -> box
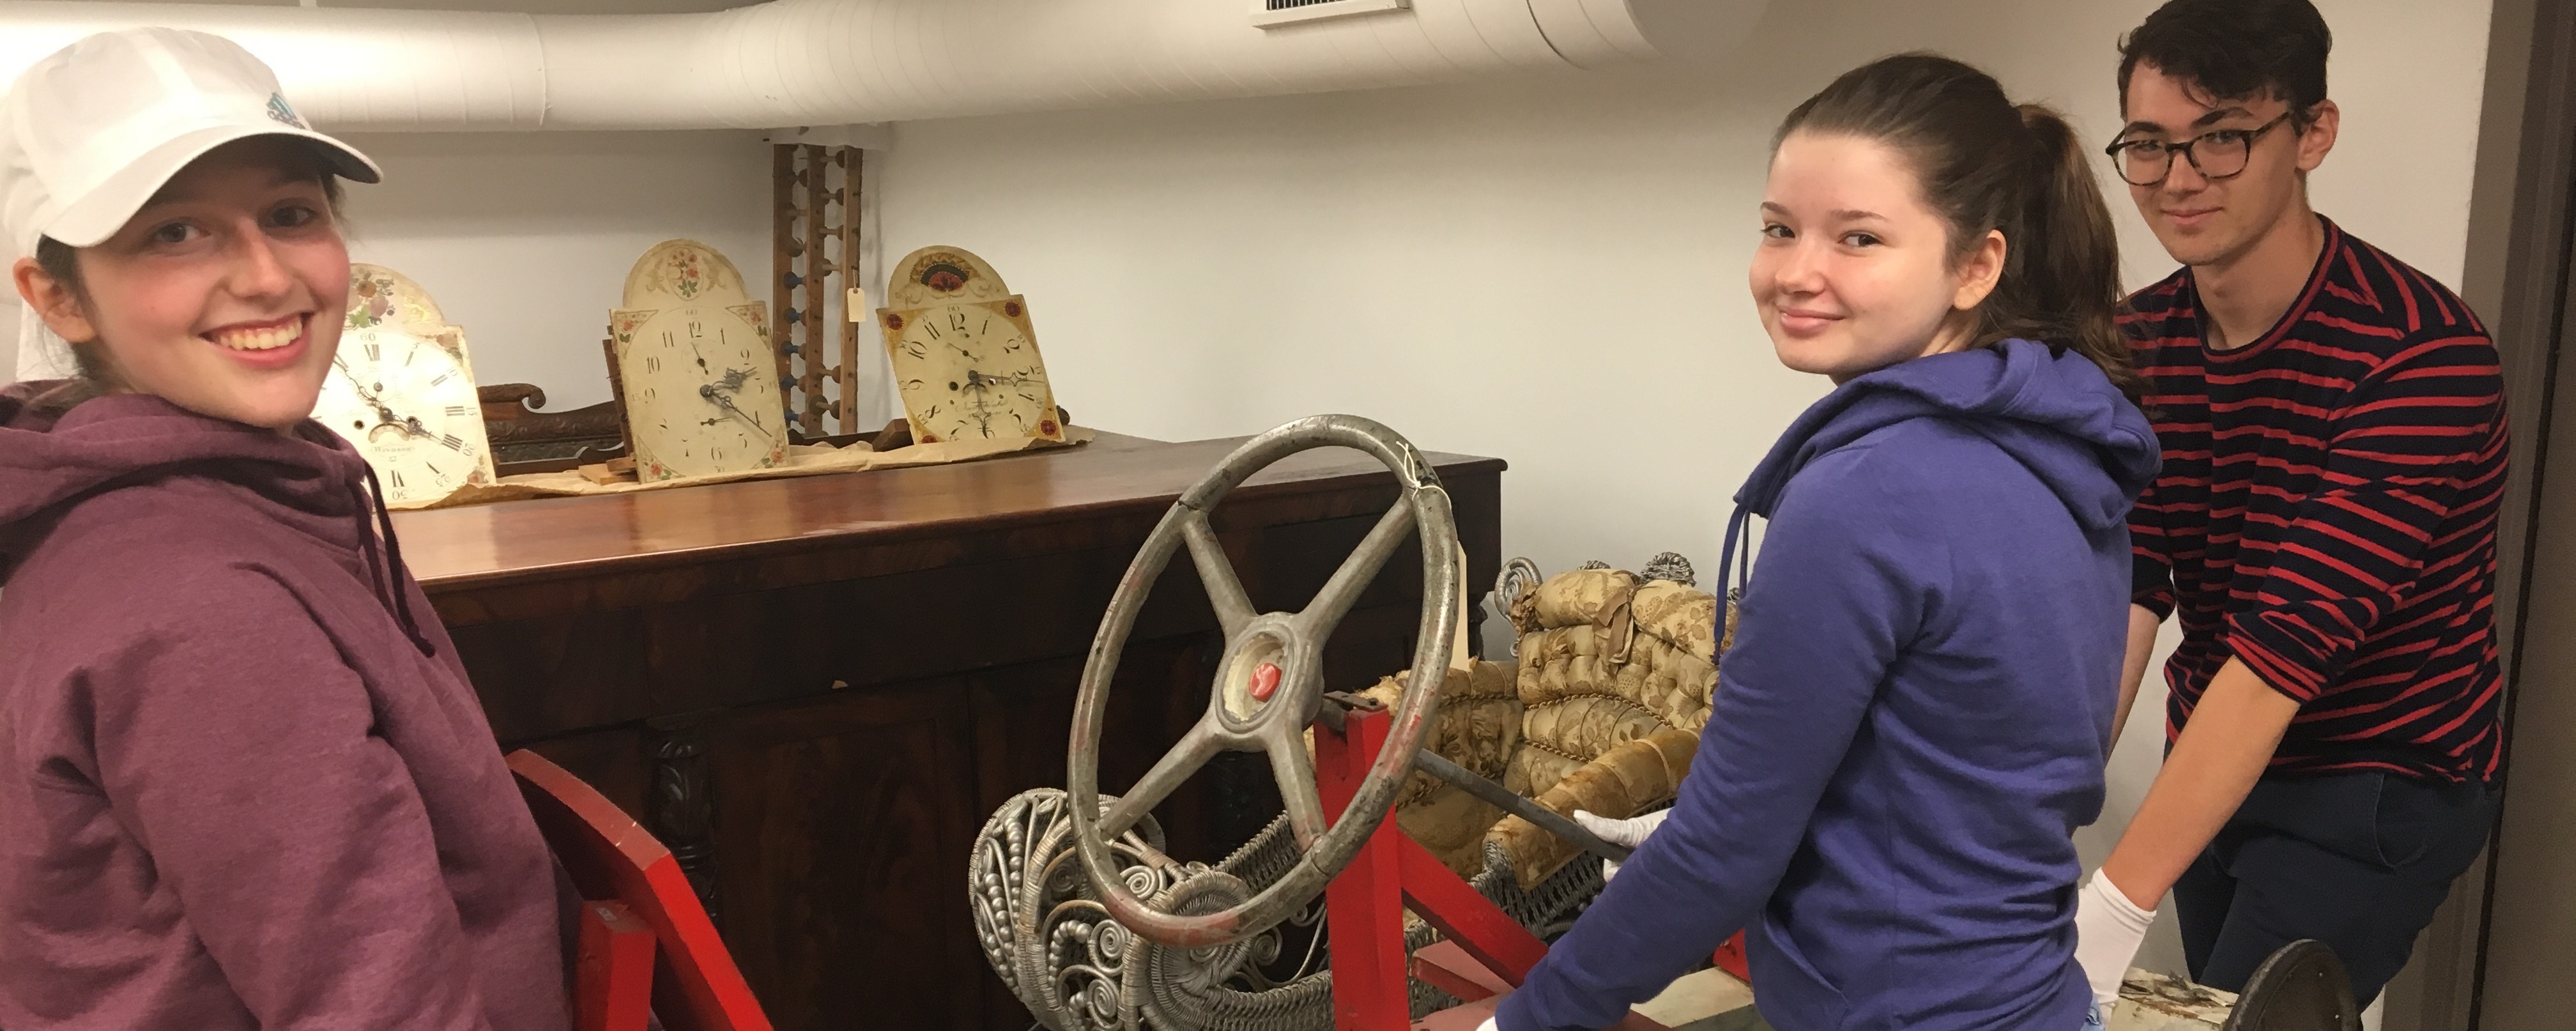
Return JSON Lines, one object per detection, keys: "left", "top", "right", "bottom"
{"left": 1714, "top": 505, "right": 1754, "bottom": 657}
{"left": 1716, "top": 505, "right": 1754, "bottom": 597}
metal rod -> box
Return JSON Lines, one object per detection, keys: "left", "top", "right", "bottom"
{"left": 1408, "top": 749, "right": 1632, "bottom": 864}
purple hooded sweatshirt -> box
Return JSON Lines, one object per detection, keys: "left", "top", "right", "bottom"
{"left": 1501, "top": 340, "right": 2159, "bottom": 1031}
{"left": 0, "top": 383, "right": 571, "bottom": 1030}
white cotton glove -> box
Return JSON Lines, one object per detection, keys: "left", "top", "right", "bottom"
{"left": 1572, "top": 809, "right": 1670, "bottom": 882}
{"left": 1475, "top": 1019, "right": 1499, "bottom": 1031}
{"left": 2073, "top": 869, "right": 2157, "bottom": 1007}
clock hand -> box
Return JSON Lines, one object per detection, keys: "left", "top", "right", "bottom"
{"left": 332, "top": 356, "right": 429, "bottom": 435}
{"left": 723, "top": 402, "right": 774, "bottom": 441}
{"left": 698, "top": 384, "right": 776, "bottom": 441}
{"left": 334, "top": 356, "right": 393, "bottom": 409}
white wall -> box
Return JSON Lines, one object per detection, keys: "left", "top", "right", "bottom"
{"left": 871, "top": 0, "right": 2494, "bottom": 977}
{"left": 330, "top": 130, "right": 774, "bottom": 409}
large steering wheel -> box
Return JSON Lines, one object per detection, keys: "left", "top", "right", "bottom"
{"left": 1065, "top": 415, "right": 1463, "bottom": 950}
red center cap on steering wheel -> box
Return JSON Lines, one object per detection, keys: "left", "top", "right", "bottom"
{"left": 1249, "top": 662, "right": 1282, "bottom": 701}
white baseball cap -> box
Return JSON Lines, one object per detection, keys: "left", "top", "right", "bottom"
{"left": 4, "top": 27, "right": 379, "bottom": 381}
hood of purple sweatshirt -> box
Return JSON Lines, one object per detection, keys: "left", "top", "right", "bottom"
{"left": 0, "top": 381, "right": 434, "bottom": 653}
{"left": 0, "top": 382, "right": 569, "bottom": 1030}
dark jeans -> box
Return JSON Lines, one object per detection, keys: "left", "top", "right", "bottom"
{"left": 2174, "top": 771, "right": 2496, "bottom": 1006}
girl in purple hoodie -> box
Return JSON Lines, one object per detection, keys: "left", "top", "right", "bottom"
{"left": 0, "top": 29, "right": 570, "bottom": 1031}
{"left": 1490, "top": 56, "right": 2159, "bottom": 1030}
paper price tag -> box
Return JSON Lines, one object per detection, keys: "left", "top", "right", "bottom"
{"left": 847, "top": 288, "right": 867, "bottom": 321}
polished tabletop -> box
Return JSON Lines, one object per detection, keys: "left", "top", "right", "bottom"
{"left": 392, "top": 430, "right": 1505, "bottom": 598}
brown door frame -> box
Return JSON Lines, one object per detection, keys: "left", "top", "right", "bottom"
{"left": 2401, "top": 0, "right": 2576, "bottom": 1028}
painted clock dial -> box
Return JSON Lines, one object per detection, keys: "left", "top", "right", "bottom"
{"left": 877, "top": 246, "right": 1063, "bottom": 446}
{"left": 608, "top": 240, "right": 788, "bottom": 481}
{"left": 313, "top": 264, "right": 495, "bottom": 507}
{"left": 884, "top": 300, "right": 1059, "bottom": 443}
{"left": 616, "top": 303, "right": 786, "bottom": 478}
{"left": 314, "top": 328, "right": 489, "bottom": 503}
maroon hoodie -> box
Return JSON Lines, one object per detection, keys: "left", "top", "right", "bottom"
{"left": 0, "top": 383, "right": 571, "bottom": 1030}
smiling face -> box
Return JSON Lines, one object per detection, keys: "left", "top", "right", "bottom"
{"left": 12, "top": 137, "right": 349, "bottom": 430}
{"left": 1749, "top": 131, "right": 2003, "bottom": 382}
{"left": 2116, "top": 61, "right": 2337, "bottom": 269}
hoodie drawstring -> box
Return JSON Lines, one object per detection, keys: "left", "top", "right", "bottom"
{"left": 1717, "top": 505, "right": 1753, "bottom": 597}
{"left": 354, "top": 462, "right": 437, "bottom": 657}
{"left": 1715, "top": 505, "right": 1754, "bottom": 657}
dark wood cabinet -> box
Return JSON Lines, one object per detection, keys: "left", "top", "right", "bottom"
{"left": 395, "top": 431, "right": 1503, "bottom": 1031}
{"left": 712, "top": 680, "right": 986, "bottom": 1030}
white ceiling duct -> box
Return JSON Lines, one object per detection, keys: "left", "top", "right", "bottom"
{"left": 0, "top": 0, "right": 1766, "bottom": 132}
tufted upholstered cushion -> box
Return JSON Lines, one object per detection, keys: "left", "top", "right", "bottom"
{"left": 1368, "top": 561, "right": 1736, "bottom": 887}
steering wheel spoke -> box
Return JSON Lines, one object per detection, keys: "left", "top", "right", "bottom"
{"left": 1181, "top": 510, "right": 1257, "bottom": 639}
{"left": 1261, "top": 724, "right": 1331, "bottom": 849}
{"left": 1098, "top": 718, "right": 1222, "bottom": 841}
{"left": 1296, "top": 501, "right": 1415, "bottom": 637}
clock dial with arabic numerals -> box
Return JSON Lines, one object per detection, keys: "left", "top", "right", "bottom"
{"left": 614, "top": 303, "right": 787, "bottom": 480}
{"left": 606, "top": 241, "right": 786, "bottom": 482}
{"left": 884, "top": 299, "right": 1059, "bottom": 444}
{"left": 877, "top": 246, "right": 1062, "bottom": 447}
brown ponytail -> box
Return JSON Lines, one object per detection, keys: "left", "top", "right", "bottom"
{"left": 1777, "top": 54, "right": 2140, "bottom": 400}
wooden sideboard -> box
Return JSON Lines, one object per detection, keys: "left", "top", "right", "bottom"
{"left": 392, "top": 431, "right": 1505, "bottom": 1031}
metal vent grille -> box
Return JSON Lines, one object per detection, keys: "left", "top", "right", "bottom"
{"left": 1252, "top": 0, "right": 1409, "bottom": 28}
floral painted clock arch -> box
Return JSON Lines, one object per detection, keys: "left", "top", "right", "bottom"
{"left": 606, "top": 240, "right": 789, "bottom": 480}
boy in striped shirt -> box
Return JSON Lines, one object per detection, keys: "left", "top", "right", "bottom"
{"left": 2071, "top": 0, "right": 2504, "bottom": 1009}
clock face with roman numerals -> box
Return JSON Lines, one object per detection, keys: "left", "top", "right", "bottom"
{"left": 883, "top": 298, "right": 1061, "bottom": 445}
{"left": 313, "top": 326, "right": 495, "bottom": 505}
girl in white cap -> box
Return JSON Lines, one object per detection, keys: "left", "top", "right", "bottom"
{"left": 0, "top": 29, "right": 571, "bottom": 1030}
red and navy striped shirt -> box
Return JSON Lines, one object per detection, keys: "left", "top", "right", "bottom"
{"left": 2126, "top": 218, "right": 2506, "bottom": 784}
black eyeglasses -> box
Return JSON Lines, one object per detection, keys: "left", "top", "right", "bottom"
{"left": 2103, "top": 112, "right": 2295, "bottom": 187}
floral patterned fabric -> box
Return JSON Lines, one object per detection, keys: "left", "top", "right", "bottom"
{"left": 1377, "top": 562, "right": 1735, "bottom": 887}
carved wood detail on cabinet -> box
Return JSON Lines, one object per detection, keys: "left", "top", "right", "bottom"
{"left": 645, "top": 709, "right": 725, "bottom": 926}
